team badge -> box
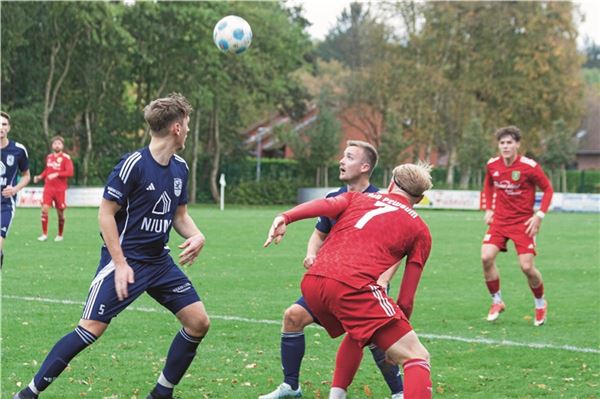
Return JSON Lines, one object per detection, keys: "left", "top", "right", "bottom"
{"left": 57, "top": 157, "right": 62, "bottom": 163}
{"left": 174, "top": 178, "right": 182, "bottom": 197}
{"left": 511, "top": 171, "right": 520, "bottom": 181}
{"left": 6, "top": 155, "right": 14, "bottom": 166}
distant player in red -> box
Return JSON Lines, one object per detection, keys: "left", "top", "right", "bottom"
{"left": 33, "top": 136, "right": 74, "bottom": 242}
{"left": 481, "top": 126, "right": 553, "bottom": 326}
{"left": 265, "top": 162, "right": 434, "bottom": 399}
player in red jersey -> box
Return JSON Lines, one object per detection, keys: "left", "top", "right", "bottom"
{"left": 481, "top": 126, "right": 553, "bottom": 326}
{"left": 265, "top": 162, "right": 434, "bottom": 399}
{"left": 33, "top": 136, "right": 74, "bottom": 242}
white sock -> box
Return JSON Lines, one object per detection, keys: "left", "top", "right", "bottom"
{"left": 329, "top": 387, "right": 347, "bottom": 399}
{"left": 534, "top": 297, "right": 545, "bottom": 309}
{"left": 492, "top": 291, "right": 503, "bottom": 304}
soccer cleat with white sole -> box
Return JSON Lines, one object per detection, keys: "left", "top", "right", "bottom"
{"left": 391, "top": 393, "right": 404, "bottom": 399}
{"left": 486, "top": 301, "right": 505, "bottom": 321}
{"left": 259, "top": 383, "right": 302, "bottom": 399}
{"left": 534, "top": 301, "right": 547, "bottom": 326}
{"left": 54, "top": 235, "right": 64, "bottom": 242}
{"left": 37, "top": 234, "right": 48, "bottom": 242}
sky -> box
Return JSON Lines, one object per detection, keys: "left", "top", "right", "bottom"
{"left": 293, "top": 0, "right": 599, "bottom": 46}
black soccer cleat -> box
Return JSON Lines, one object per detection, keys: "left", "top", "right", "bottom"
{"left": 146, "top": 388, "right": 173, "bottom": 399}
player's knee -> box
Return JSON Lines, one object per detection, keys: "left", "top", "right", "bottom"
{"left": 283, "top": 305, "right": 311, "bottom": 332}
{"left": 185, "top": 313, "right": 210, "bottom": 337}
{"left": 481, "top": 253, "right": 495, "bottom": 268}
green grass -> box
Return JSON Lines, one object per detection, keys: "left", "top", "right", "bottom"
{"left": 1, "top": 206, "right": 599, "bottom": 399}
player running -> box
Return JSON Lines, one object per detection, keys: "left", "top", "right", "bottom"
{"left": 0, "top": 111, "right": 31, "bottom": 267}
{"left": 481, "top": 126, "right": 553, "bottom": 326}
{"left": 33, "top": 135, "right": 74, "bottom": 242}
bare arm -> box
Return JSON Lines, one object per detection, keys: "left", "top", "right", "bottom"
{"left": 303, "top": 229, "right": 328, "bottom": 269}
{"left": 172, "top": 204, "right": 205, "bottom": 266}
{"left": 98, "top": 199, "right": 132, "bottom": 301}
{"left": 1, "top": 170, "right": 30, "bottom": 197}
{"left": 377, "top": 262, "right": 400, "bottom": 290}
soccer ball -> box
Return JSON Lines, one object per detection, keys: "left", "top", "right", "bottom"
{"left": 213, "top": 15, "right": 252, "bottom": 55}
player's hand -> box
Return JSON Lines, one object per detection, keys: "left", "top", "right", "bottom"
{"left": 264, "top": 215, "right": 287, "bottom": 247}
{"left": 525, "top": 214, "right": 542, "bottom": 238}
{"left": 303, "top": 255, "right": 316, "bottom": 269}
{"left": 178, "top": 232, "right": 205, "bottom": 266}
{"left": 484, "top": 209, "right": 494, "bottom": 225}
{"left": 1, "top": 185, "right": 17, "bottom": 198}
{"left": 33, "top": 175, "right": 41, "bottom": 184}
{"left": 114, "top": 262, "right": 135, "bottom": 301}
{"left": 47, "top": 172, "right": 59, "bottom": 180}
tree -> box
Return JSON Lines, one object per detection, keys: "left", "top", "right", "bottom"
{"left": 378, "top": 113, "right": 411, "bottom": 186}
{"left": 456, "top": 116, "right": 493, "bottom": 189}
{"left": 539, "top": 119, "right": 575, "bottom": 192}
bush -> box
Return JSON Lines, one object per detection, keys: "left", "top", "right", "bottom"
{"left": 227, "top": 178, "right": 302, "bottom": 205}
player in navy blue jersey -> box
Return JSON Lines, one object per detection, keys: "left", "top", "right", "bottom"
{"left": 0, "top": 111, "right": 31, "bottom": 268}
{"left": 14, "top": 94, "right": 209, "bottom": 399}
{"left": 260, "top": 141, "right": 405, "bottom": 399}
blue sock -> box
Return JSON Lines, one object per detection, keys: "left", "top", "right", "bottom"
{"left": 281, "top": 332, "right": 305, "bottom": 390}
{"left": 31, "top": 325, "right": 97, "bottom": 392}
{"left": 153, "top": 328, "right": 203, "bottom": 397}
{"left": 368, "top": 344, "right": 404, "bottom": 394}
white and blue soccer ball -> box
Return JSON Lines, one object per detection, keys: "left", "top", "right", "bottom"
{"left": 213, "top": 15, "right": 252, "bottom": 55}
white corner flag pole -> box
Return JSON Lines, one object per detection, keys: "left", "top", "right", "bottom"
{"left": 219, "top": 173, "right": 226, "bottom": 211}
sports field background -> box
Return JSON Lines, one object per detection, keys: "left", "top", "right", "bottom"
{"left": 1, "top": 206, "right": 599, "bottom": 398}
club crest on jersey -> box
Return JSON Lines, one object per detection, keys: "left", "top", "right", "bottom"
{"left": 511, "top": 171, "right": 520, "bottom": 181}
{"left": 174, "top": 178, "right": 182, "bottom": 197}
{"left": 6, "top": 155, "right": 14, "bottom": 166}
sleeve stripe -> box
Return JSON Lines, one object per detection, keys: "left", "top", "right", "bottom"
{"left": 119, "top": 152, "right": 142, "bottom": 183}
{"left": 173, "top": 154, "right": 189, "bottom": 170}
{"left": 15, "top": 142, "right": 29, "bottom": 158}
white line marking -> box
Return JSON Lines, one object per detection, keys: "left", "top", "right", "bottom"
{"left": 3, "top": 294, "right": 599, "bottom": 354}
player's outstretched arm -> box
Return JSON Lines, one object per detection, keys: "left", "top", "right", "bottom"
{"left": 99, "top": 199, "right": 134, "bottom": 301}
{"left": 173, "top": 204, "right": 205, "bottom": 266}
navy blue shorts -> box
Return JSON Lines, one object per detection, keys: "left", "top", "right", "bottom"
{"left": 81, "top": 250, "right": 201, "bottom": 323}
{"left": 0, "top": 204, "right": 15, "bottom": 238}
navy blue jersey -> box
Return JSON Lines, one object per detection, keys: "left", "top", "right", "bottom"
{"left": 0, "top": 140, "right": 29, "bottom": 208}
{"left": 314, "top": 184, "right": 379, "bottom": 233}
{"left": 102, "top": 147, "right": 189, "bottom": 262}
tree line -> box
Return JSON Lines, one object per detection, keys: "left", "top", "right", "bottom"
{"left": 1, "top": 1, "right": 594, "bottom": 201}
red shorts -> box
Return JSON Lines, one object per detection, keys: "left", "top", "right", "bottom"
{"left": 301, "top": 274, "right": 413, "bottom": 351}
{"left": 42, "top": 188, "right": 67, "bottom": 210}
{"left": 483, "top": 222, "right": 536, "bottom": 255}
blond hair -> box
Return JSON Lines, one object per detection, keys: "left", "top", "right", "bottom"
{"left": 347, "top": 140, "right": 378, "bottom": 175}
{"left": 144, "top": 92, "right": 193, "bottom": 137}
{"left": 392, "top": 161, "right": 433, "bottom": 197}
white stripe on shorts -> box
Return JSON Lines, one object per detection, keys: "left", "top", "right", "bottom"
{"left": 370, "top": 285, "right": 396, "bottom": 317}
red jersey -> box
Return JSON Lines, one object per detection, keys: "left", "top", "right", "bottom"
{"left": 283, "top": 191, "right": 431, "bottom": 290}
{"left": 484, "top": 155, "right": 553, "bottom": 226}
{"left": 40, "top": 152, "right": 74, "bottom": 191}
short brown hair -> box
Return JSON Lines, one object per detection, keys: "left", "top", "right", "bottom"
{"left": 347, "top": 140, "right": 379, "bottom": 175}
{"left": 0, "top": 111, "right": 10, "bottom": 122}
{"left": 393, "top": 161, "right": 433, "bottom": 197}
{"left": 144, "top": 92, "right": 193, "bottom": 136}
{"left": 495, "top": 126, "right": 521, "bottom": 142}
{"left": 51, "top": 135, "right": 65, "bottom": 144}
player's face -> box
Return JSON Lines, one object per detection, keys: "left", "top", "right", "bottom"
{"left": 339, "top": 146, "right": 369, "bottom": 182}
{"left": 498, "top": 136, "right": 520, "bottom": 161}
{"left": 175, "top": 115, "right": 190, "bottom": 150}
{"left": 0, "top": 116, "right": 10, "bottom": 139}
{"left": 52, "top": 139, "right": 64, "bottom": 153}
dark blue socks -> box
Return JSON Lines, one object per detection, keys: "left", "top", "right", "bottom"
{"left": 281, "top": 332, "right": 305, "bottom": 390}
{"left": 368, "top": 344, "right": 404, "bottom": 394}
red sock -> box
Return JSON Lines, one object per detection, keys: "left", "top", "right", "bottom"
{"left": 58, "top": 217, "right": 65, "bottom": 236}
{"left": 332, "top": 335, "right": 363, "bottom": 390}
{"left": 530, "top": 282, "right": 544, "bottom": 299}
{"left": 41, "top": 211, "right": 48, "bottom": 235}
{"left": 486, "top": 279, "right": 500, "bottom": 295}
{"left": 403, "top": 358, "right": 432, "bottom": 399}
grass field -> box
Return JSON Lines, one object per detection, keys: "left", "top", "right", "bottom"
{"left": 1, "top": 206, "right": 599, "bottom": 399}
